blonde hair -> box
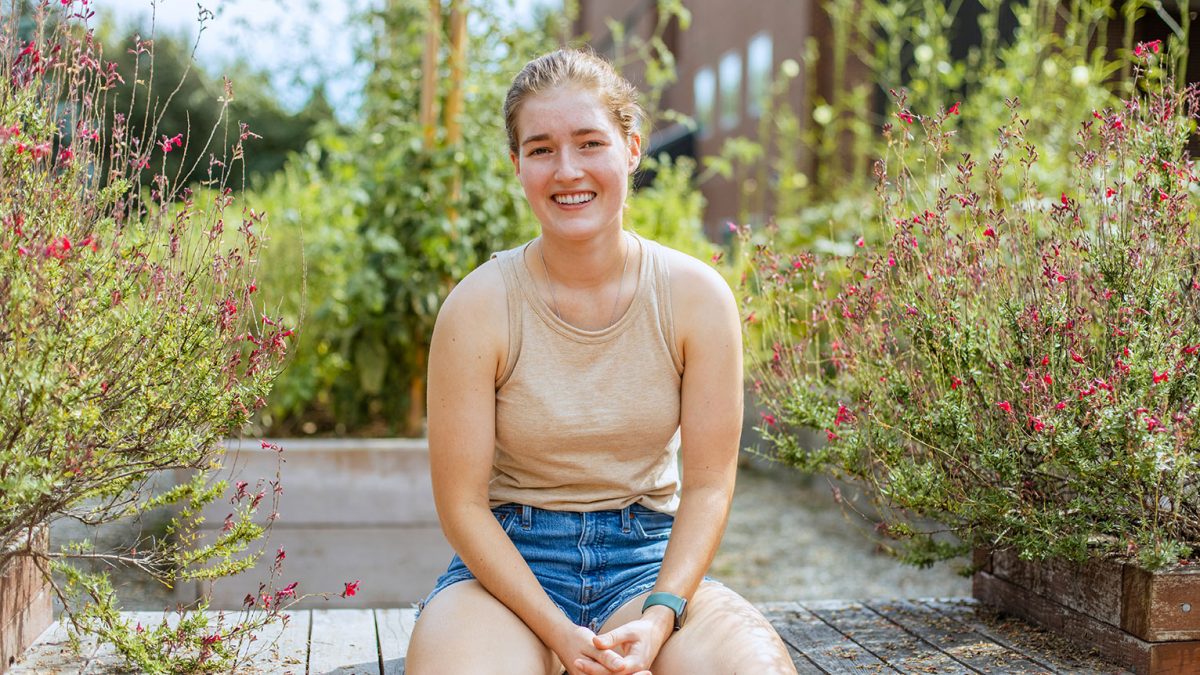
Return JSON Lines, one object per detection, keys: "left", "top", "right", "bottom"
{"left": 504, "top": 49, "right": 645, "bottom": 155}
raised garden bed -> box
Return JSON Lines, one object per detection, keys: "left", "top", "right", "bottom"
{"left": 0, "top": 528, "right": 50, "bottom": 675}
{"left": 973, "top": 548, "right": 1200, "bottom": 674}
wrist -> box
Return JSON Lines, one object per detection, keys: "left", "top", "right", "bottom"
{"left": 641, "top": 604, "right": 677, "bottom": 639}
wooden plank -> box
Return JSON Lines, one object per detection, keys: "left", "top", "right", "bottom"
{"left": 924, "top": 597, "right": 1131, "bottom": 674}
{"left": 1121, "top": 563, "right": 1200, "bottom": 642}
{"left": 805, "top": 599, "right": 974, "bottom": 674}
{"left": 307, "top": 609, "right": 380, "bottom": 674}
{"left": 989, "top": 549, "right": 1125, "bottom": 627}
{"left": 759, "top": 604, "right": 839, "bottom": 674}
{"left": 235, "top": 609, "right": 310, "bottom": 675}
{"left": 767, "top": 601, "right": 897, "bottom": 674}
{"left": 376, "top": 608, "right": 414, "bottom": 675}
{"left": 865, "top": 598, "right": 1050, "bottom": 674}
{"left": 7, "top": 620, "right": 98, "bottom": 674}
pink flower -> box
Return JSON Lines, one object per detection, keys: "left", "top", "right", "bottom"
{"left": 825, "top": 429, "right": 838, "bottom": 441}
{"left": 897, "top": 110, "right": 916, "bottom": 124}
{"left": 277, "top": 581, "right": 298, "bottom": 598}
{"left": 855, "top": 236, "right": 865, "bottom": 247}
{"left": 158, "top": 133, "right": 183, "bottom": 153}
{"left": 887, "top": 254, "right": 896, "bottom": 267}
{"left": 996, "top": 401, "right": 1012, "bottom": 413}
{"left": 760, "top": 412, "right": 776, "bottom": 427}
{"left": 1055, "top": 401, "right": 1067, "bottom": 410}
{"left": 341, "top": 580, "right": 360, "bottom": 598}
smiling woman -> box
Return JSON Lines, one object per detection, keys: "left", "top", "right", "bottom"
{"left": 405, "top": 49, "right": 799, "bottom": 675}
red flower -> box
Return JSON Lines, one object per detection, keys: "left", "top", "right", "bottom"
{"left": 760, "top": 412, "right": 776, "bottom": 427}
{"left": 855, "top": 236, "right": 865, "bottom": 247}
{"left": 948, "top": 101, "right": 960, "bottom": 116}
{"left": 983, "top": 226, "right": 996, "bottom": 238}
{"left": 1105, "top": 187, "right": 1116, "bottom": 199}
{"left": 996, "top": 401, "right": 1012, "bottom": 413}
{"left": 1043, "top": 374, "right": 1053, "bottom": 386}
{"left": 950, "top": 376, "right": 962, "bottom": 390}
{"left": 341, "top": 580, "right": 360, "bottom": 598}
{"left": 1055, "top": 401, "right": 1067, "bottom": 410}
{"left": 897, "top": 110, "right": 916, "bottom": 124}
{"left": 1028, "top": 416, "right": 1045, "bottom": 432}
{"left": 825, "top": 429, "right": 838, "bottom": 441}
{"left": 277, "top": 581, "right": 298, "bottom": 598}
{"left": 1183, "top": 344, "right": 1199, "bottom": 356}
{"left": 1152, "top": 370, "right": 1169, "bottom": 384}
{"left": 1060, "top": 192, "right": 1069, "bottom": 206}
{"left": 1070, "top": 349, "right": 1084, "bottom": 364}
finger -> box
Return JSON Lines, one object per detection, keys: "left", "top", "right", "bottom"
{"left": 591, "top": 648, "right": 626, "bottom": 672}
{"left": 575, "top": 657, "right": 616, "bottom": 675}
{"left": 592, "top": 632, "right": 618, "bottom": 650}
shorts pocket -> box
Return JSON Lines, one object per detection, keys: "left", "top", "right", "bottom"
{"left": 631, "top": 506, "right": 673, "bottom": 540}
{"left": 492, "top": 505, "right": 519, "bottom": 534}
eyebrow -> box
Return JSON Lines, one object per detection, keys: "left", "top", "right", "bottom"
{"left": 520, "top": 128, "right": 605, "bottom": 147}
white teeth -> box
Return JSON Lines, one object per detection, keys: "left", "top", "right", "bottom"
{"left": 553, "top": 192, "right": 595, "bottom": 205}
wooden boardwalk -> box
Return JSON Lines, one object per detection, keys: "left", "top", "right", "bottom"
{"left": 12, "top": 598, "right": 1132, "bottom": 674}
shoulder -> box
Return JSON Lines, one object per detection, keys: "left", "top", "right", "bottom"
{"left": 431, "top": 254, "right": 510, "bottom": 360}
{"left": 654, "top": 241, "right": 737, "bottom": 317}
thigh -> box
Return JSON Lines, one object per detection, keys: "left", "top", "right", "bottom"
{"left": 407, "top": 580, "right": 564, "bottom": 675}
{"left": 600, "top": 581, "right": 798, "bottom": 675}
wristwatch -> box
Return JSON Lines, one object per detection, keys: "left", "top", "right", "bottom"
{"left": 641, "top": 592, "right": 688, "bottom": 631}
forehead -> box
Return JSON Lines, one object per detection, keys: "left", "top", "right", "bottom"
{"left": 516, "top": 86, "right": 620, "bottom": 141}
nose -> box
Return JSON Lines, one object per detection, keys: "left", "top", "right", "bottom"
{"left": 553, "top": 149, "right": 584, "bottom": 182}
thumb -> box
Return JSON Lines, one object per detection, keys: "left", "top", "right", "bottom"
{"left": 592, "top": 631, "right": 617, "bottom": 650}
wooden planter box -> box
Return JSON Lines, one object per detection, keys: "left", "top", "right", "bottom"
{"left": 973, "top": 548, "right": 1200, "bottom": 674}
{"left": 0, "top": 528, "right": 51, "bottom": 675}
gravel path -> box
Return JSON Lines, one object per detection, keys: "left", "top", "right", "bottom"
{"left": 712, "top": 457, "right": 971, "bottom": 602}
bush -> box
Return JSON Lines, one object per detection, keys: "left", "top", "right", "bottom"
{"left": 751, "top": 44, "right": 1200, "bottom": 569}
{"left": 0, "top": 3, "right": 309, "bottom": 670}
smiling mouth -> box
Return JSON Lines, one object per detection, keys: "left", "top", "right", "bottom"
{"left": 552, "top": 192, "right": 596, "bottom": 205}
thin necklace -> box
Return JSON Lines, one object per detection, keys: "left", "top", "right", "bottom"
{"left": 539, "top": 232, "right": 631, "bottom": 328}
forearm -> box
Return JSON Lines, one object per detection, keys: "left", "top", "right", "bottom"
{"left": 439, "top": 502, "right": 575, "bottom": 646}
{"left": 653, "top": 480, "right": 734, "bottom": 601}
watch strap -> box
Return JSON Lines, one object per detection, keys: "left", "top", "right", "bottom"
{"left": 641, "top": 591, "right": 687, "bottom": 631}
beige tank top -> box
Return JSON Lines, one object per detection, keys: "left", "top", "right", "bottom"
{"left": 489, "top": 233, "right": 684, "bottom": 514}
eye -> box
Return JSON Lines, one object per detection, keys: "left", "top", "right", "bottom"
{"left": 527, "top": 147, "right": 551, "bottom": 157}
{"left": 582, "top": 140, "right": 604, "bottom": 149}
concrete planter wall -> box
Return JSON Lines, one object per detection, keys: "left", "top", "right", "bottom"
{"left": 974, "top": 548, "right": 1200, "bottom": 674}
{"left": 177, "top": 438, "right": 451, "bottom": 610}
{"left": 0, "top": 528, "right": 50, "bottom": 675}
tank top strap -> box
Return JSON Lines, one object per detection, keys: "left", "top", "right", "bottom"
{"left": 643, "top": 237, "right": 684, "bottom": 375}
{"left": 490, "top": 247, "right": 525, "bottom": 388}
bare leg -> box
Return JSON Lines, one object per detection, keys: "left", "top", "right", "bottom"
{"left": 407, "top": 580, "right": 564, "bottom": 675}
{"left": 600, "top": 581, "right": 798, "bottom": 675}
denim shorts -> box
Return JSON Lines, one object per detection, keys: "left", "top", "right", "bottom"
{"left": 418, "top": 503, "right": 675, "bottom": 633}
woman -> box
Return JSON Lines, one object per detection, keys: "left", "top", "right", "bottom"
{"left": 407, "top": 49, "right": 797, "bottom": 675}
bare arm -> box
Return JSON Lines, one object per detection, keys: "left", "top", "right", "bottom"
{"left": 427, "top": 261, "right": 628, "bottom": 674}
{"left": 589, "top": 252, "right": 743, "bottom": 669}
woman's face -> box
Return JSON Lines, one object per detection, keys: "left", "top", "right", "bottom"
{"left": 510, "top": 86, "right": 641, "bottom": 242}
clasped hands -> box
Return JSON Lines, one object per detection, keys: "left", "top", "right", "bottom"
{"left": 557, "top": 615, "right": 672, "bottom": 675}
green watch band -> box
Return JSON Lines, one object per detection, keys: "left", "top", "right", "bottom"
{"left": 641, "top": 592, "right": 688, "bottom": 631}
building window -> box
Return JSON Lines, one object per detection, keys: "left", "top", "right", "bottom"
{"left": 694, "top": 67, "right": 715, "bottom": 136}
{"left": 747, "top": 33, "right": 772, "bottom": 118}
{"left": 719, "top": 50, "right": 742, "bottom": 131}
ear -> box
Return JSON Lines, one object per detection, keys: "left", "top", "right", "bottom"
{"left": 626, "top": 132, "right": 642, "bottom": 174}
{"left": 510, "top": 150, "right": 520, "bottom": 176}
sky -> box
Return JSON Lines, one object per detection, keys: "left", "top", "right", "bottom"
{"left": 94, "top": 0, "right": 558, "bottom": 119}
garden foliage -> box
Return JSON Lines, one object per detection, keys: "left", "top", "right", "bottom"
{"left": 0, "top": 2, "right": 306, "bottom": 670}
{"left": 751, "top": 46, "right": 1200, "bottom": 569}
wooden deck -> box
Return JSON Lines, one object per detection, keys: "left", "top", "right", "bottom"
{"left": 12, "top": 598, "right": 1133, "bottom": 674}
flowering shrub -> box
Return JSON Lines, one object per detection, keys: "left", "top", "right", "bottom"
{"left": 0, "top": 2, "right": 338, "bottom": 670}
{"left": 751, "top": 46, "right": 1200, "bottom": 569}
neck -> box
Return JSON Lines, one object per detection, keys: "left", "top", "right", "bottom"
{"left": 539, "top": 229, "right": 629, "bottom": 290}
